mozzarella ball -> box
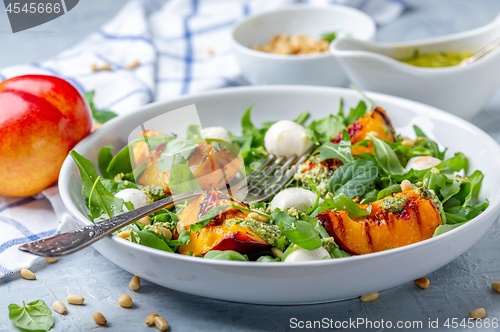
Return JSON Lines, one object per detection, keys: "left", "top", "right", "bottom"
{"left": 405, "top": 156, "right": 441, "bottom": 172}
{"left": 264, "top": 120, "right": 314, "bottom": 158}
{"left": 202, "top": 126, "right": 232, "bottom": 142}
{"left": 284, "top": 246, "right": 330, "bottom": 263}
{"left": 115, "top": 188, "right": 148, "bottom": 211}
{"left": 270, "top": 188, "right": 323, "bottom": 212}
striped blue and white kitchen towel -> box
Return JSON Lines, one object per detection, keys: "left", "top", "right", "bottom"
{"left": 0, "top": 0, "right": 405, "bottom": 278}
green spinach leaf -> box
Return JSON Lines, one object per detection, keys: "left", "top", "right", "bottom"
{"left": 84, "top": 91, "right": 118, "bottom": 124}
{"left": 8, "top": 300, "right": 53, "bottom": 332}
{"left": 136, "top": 230, "right": 173, "bottom": 252}
{"left": 273, "top": 211, "right": 322, "bottom": 250}
{"left": 327, "top": 160, "right": 378, "bottom": 198}
{"left": 157, "top": 138, "right": 198, "bottom": 172}
{"left": 204, "top": 250, "right": 249, "bottom": 261}
{"left": 168, "top": 154, "right": 202, "bottom": 194}
{"left": 320, "top": 193, "right": 369, "bottom": 218}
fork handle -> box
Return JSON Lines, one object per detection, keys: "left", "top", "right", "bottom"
{"left": 19, "top": 191, "right": 203, "bottom": 257}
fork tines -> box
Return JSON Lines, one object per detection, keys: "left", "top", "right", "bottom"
{"left": 243, "top": 146, "right": 315, "bottom": 203}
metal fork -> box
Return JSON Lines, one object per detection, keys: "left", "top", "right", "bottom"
{"left": 19, "top": 148, "right": 314, "bottom": 257}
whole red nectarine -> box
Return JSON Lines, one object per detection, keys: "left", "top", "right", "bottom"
{"left": 0, "top": 75, "right": 92, "bottom": 197}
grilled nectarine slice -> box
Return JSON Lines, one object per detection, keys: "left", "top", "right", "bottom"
{"left": 317, "top": 189, "right": 441, "bottom": 255}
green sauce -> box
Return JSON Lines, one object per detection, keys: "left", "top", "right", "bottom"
{"left": 397, "top": 50, "right": 472, "bottom": 68}
{"left": 381, "top": 196, "right": 408, "bottom": 214}
{"left": 226, "top": 218, "right": 283, "bottom": 246}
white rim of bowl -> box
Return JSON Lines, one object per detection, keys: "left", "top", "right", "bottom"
{"left": 59, "top": 85, "right": 500, "bottom": 267}
{"left": 231, "top": 4, "right": 376, "bottom": 61}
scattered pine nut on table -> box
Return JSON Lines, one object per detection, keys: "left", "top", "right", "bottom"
{"left": 360, "top": 292, "right": 379, "bottom": 302}
{"left": 118, "top": 294, "right": 133, "bottom": 308}
{"left": 93, "top": 312, "right": 107, "bottom": 325}
{"left": 66, "top": 294, "right": 85, "bottom": 305}
{"left": 20, "top": 269, "right": 36, "bottom": 280}
{"left": 52, "top": 301, "right": 67, "bottom": 315}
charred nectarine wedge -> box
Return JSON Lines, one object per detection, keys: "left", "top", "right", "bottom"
{"left": 177, "top": 190, "right": 268, "bottom": 256}
{"left": 332, "top": 107, "right": 395, "bottom": 155}
{"left": 317, "top": 189, "right": 442, "bottom": 255}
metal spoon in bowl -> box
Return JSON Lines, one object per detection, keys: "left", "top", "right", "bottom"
{"left": 460, "top": 36, "right": 500, "bottom": 65}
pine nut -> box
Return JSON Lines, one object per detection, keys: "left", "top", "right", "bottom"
{"left": 492, "top": 281, "right": 500, "bottom": 293}
{"left": 248, "top": 212, "right": 268, "bottom": 222}
{"left": 92, "top": 123, "right": 102, "bottom": 131}
{"left": 66, "top": 294, "right": 85, "bottom": 305}
{"left": 126, "top": 60, "right": 140, "bottom": 69}
{"left": 90, "top": 63, "right": 98, "bottom": 71}
{"left": 176, "top": 220, "right": 185, "bottom": 234}
{"left": 117, "top": 230, "right": 132, "bottom": 239}
{"left": 158, "top": 227, "right": 172, "bottom": 240}
{"left": 414, "top": 278, "right": 430, "bottom": 289}
{"left": 20, "top": 269, "right": 36, "bottom": 280}
{"left": 206, "top": 48, "right": 214, "bottom": 56}
{"left": 470, "top": 308, "right": 486, "bottom": 319}
{"left": 352, "top": 196, "right": 360, "bottom": 203}
{"left": 401, "top": 137, "right": 415, "bottom": 148}
{"left": 139, "top": 216, "right": 151, "bottom": 225}
{"left": 100, "top": 63, "right": 112, "bottom": 71}
{"left": 129, "top": 275, "right": 140, "bottom": 291}
{"left": 146, "top": 313, "right": 159, "bottom": 326}
{"left": 360, "top": 292, "right": 379, "bottom": 302}
{"left": 400, "top": 179, "right": 412, "bottom": 192}
{"left": 118, "top": 294, "right": 133, "bottom": 308}
{"left": 45, "top": 257, "right": 58, "bottom": 263}
{"left": 52, "top": 301, "right": 67, "bottom": 315}
{"left": 271, "top": 247, "right": 283, "bottom": 259}
{"left": 154, "top": 316, "right": 169, "bottom": 331}
{"left": 93, "top": 312, "right": 107, "bottom": 325}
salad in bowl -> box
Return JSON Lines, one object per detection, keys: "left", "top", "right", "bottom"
{"left": 70, "top": 93, "right": 487, "bottom": 264}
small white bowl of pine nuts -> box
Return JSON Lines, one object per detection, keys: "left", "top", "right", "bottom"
{"left": 231, "top": 5, "right": 376, "bottom": 86}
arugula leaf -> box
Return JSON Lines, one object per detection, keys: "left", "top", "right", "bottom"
{"left": 97, "top": 145, "right": 114, "bottom": 178}
{"left": 444, "top": 201, "right": 489, "bottom": 224}
{"left": 191, "top": 204, "right": 269, "bottom": 232}
{"left": 350, "top": 85, "right": 374, "bottom": 110}
{"left": 168, "top": 154, "right": 202, "bottom": 194}
{"left": 84, "top": 91, "right": 118, "bottom": 124}
{"left": 136, "top": 230, "right": 173, "bottom": 252}
{"left": 345, "top": 100, "right": 367, "bottom": 126}
{"left": 452, "top": 170, "right": 484, "bottom": 206}
{"left": 8, "top": 300, "right": 53, "bottom": 332}
{"left": 204, "top": 250, "right": 249, "bottom": 261}
{"left": 433, "top": 222, "right": 466, "bottom": 237}
{"left": 293, "top": 111, "right": 310, "bottom": 126}
{"left": 321, "top": 31, "right": 336, "bottom": 43}
{"left": 434, "top": 152, "right": 468, "bottom": 174}
{"left": 314, "top": 129, "right": 353, "bottom": 164}
{"left": 165, "top": 230, "right": 192, "bottom": 246}
{"left": 70, "top": 150, "right": 126, "bottom": 221}
{"left": 272, "top": 211, "right": 322, "bottom": 250}
{"left": 106, "top": 145, "right": 133, "bottom": 178}
{"left": 376, "top": 183, "right": 402, "bottom": 200}
{"left": 308, "top": 115, "right": 344, "bottom": 143}
{"left": 320, "top": 193, "right": 369, "bottom": 218}
{"left": 327, "top": 160, "right": 378, "bottom": 198}
{"left": 187, "top": 125, "right": 202, "bottom": 140}
{"left": 413, "top": 125, "right": 446, "bottom": 160}
{"left": 369, "top": 134, "right": 406, "bottom": 175}
{"left": 156, "top": 138, "right": 198, "bottom": 172}
{"left": 256, "top": 255, "right": 280, "bottom": 262}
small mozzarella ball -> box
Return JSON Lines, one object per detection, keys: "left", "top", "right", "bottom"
{"left": 284, "top": 246, "right": 330, "bottom": 263}
{"left": 270, "top": 188, "right": 323, "bottom": 212}
{"left": 202, "top": 126, "right": 232, "bottom": 143}
{"left": 264, "top": 120, "right": 313, "bottom": 158}
{"left": 115, "top": 188, "right": 148, "bottom": 211}
{"left": 405, "top": 156, "right": 441, "bottom": 172}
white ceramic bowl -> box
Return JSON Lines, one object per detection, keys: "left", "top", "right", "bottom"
{"left": 59, "top": 86, "right": 500, "bottom": 305}
{"left": 231, "top": 5, "right": 376, "bottom": 86}
{"left": 330, "top": 13, "right": 500, "bottom": 119}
